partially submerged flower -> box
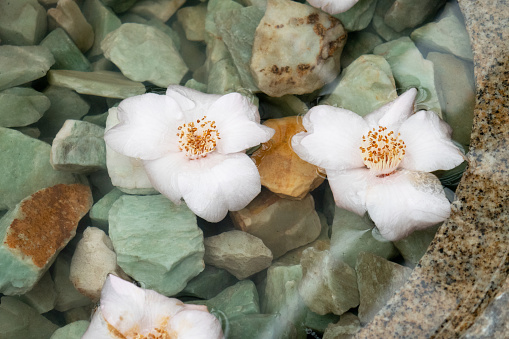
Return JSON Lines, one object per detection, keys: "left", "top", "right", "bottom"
{"left": 307, "top": 0, "right": 359, "bottom": 15}
{"left": 105, "top": 86, "right": 274, "bottom": 222}
{"left": 291, "top": 88, "right": 465, "bottom": 241}
{"left": 82, "top": 275, "right": 224, "bottom": 339}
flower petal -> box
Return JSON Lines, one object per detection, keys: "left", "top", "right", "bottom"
{"left": 168, "top": 309, "right": 224, "bottom": 339}
{"left": 366, "top": 170, "right": 451, "bottom": 241}
{"left": 291, "top": 105, "right": 368, "bottom": 171}
{"left": 307, "top": 0, "right": 358, "bottom": 14}
{"left": 166, "top": 85, "right": 221, "bottom": 120}
{"left": 327, "top": 168, "right": 371, "bottom": 215}
{"left": 364, "top": 88, "right": 417, "bottom": 131}
{"left": 143, "top": 152, "right": 187, "bottom": 204}
{"left": 104, "top": 93, "right": 182, "bottom": 160}
{"left": 399, "top": 110, "right": 465, "bottom": 172}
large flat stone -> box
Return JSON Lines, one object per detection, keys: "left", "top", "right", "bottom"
{"left": 0, "top": 87, "right": 50, "bottom": 128}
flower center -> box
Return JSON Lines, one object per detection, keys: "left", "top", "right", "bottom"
{"left": 177, "top": 116, "right": 220, "bottom": 159}
{"left": 134, "top": 327, "right": 172, "bottom": 339}
{"left": 359, "top": 126, "right": 406, "bottom": 176}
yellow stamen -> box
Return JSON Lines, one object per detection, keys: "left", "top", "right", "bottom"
{"left": 177, "top": 115, "right": 220, "bottom": 159}
{"left": 359, "top": 126, "right": 406, "bottom": 176}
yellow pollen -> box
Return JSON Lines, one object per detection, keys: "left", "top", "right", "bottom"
{"left": 177, "top": 115, "right": 220, "bottom": 159}
{"left": 359, "top": 126, "right": 406, "bottom": 175}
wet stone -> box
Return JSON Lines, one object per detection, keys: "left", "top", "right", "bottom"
{"left": 384, "top": 0, "right": 446, "bottom": 32}
{"left": 340, "top": 32, "right": 383, "bottom": 68}
{"left": 0, "top": 87, "right": 50, "bottom": 128}
{"left": 227, "top": 314, "right": 298, "bottom": 339}
{"left": 203, "top": 280, "right": 260, "bottom": 320}
{"left": 82, "top": 0, "right": 122, "bottom": 59}
{"left": 49, "top": 320, "right": 90, "bottom": 339}
{"left": 178, "top": 265, "right": 238, "bottom": 300}
{"left": 16, "top": 271, "right": 57, "bottom": 314}
{"left": 323, "top": 312, "right": 361, "bottom": 339}
{"left": 40, "top": 28, "right": 92, "bottom": 72}
{"left": 0, "top": 0, "right": 47, "bottom": 46}
{"left": 89, "top": 188, "right": 124, "bottom": 231}
{"left": 177, "top": 4, "right": 207, "bottom": 41}
{"left": 129, "top": 0, "right": 187, "bottom": 22}
{"left": 370, "top": 0, "right": 412, "bottom": 41}
{"left": 333, "top": 0, "right": 377, "bottom": 32}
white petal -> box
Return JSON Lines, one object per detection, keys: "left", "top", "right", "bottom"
{"left": 364, "top": 88, "right": 417, "bottom": 131}
{"left": 143, "top": 152, "right": 187, "bottom": 204}
{"left": 291, "top": 105, "right": 368, "bottom": 171}
{"left": 366, "top": 170, "right": 451, "bottom": 241}
{"left": 104, "top": 93, "right": 182, "bottom": 160}
{"left": 166, "top": 85, "right": 221, "bottom": 120}
{"left": 399, "top": 110, "right": 465, "bottom": 172}
{"left": 168, "top": 309, "right": 224, "bottom": 339}
{"left": 81, "top": 309, "right": 114, "bottom": 339}
{"left": 307, "top": 0, "right": 358, "bottom": 14}
{"left": 327, "top": 168, "right": 371, "bottom": 215}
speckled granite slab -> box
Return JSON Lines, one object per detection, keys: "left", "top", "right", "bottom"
{"left": 356, "top": 0, "right": 509, "bottom": 337}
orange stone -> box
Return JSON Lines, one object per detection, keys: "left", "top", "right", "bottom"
{"left": 251, "top": 116, "right": 324, "bottom": 199}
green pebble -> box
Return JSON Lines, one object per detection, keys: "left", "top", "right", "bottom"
{"left": 185, "top": 79, "right": 208, "bottom": 92}
{"left": 177, "top": 4, "right": 207, "bottom": 41}
{"left": 82, "top": 0, "right": 122, "bottom": 59}
{"left": 340, "top": 32, "right": 383, "bottom": 68}
{"left": 178, "top": 265, "right": 238, "bottom": 300}
{"left": 13, "top": 126, "right": 41, "bottom": 139}
{"left": 333, "top": 0, "right": 377, "bottom": 32}
{"left": 16, "top": 271, "right": 57, "bottom": 314}
{"left": 227, "top": 314, "right": 298, "bottom": 339}
{"left": 0, "top": 87, "right": 50, "bottom": 128}
{"left": 304, "top": 311, "right": 340, "bottom": 333}
{"left": 147, "top": 19, "right": 181, "bottom": 50}
{"left": 323, "top": 312, "right": 361, "bottom": 339}
{"left": 83, "top": 111, "right": 109, "bottom": 127}
{"left": 40, "top": 28, "right": 92, "bottom": 72}
{"left": 205, "top": 280, "right": 260, "bottom": 320}
{"left": 383, "top": 0, "right": 446, "bottom": 32}
{"left": 259, "top": 94, "right": 309, "bottom": 119}
{"left": 393, "top": 224, "right": 440, "bottom": 267}
{"left": 207, "top": 57, "right": 242, "bottom": 95}
{"left": 0, "top": 0, "right": 47, "bottom": 45}
{"left": 100, "top": 0, "right": 138, "bottom": 13}
{"left": 50, "top": 320, "right": 90, "bottom": 339}
{"left": 89, "top": 188, "right": 125, "bottom": 232}
{"left": 205, "top": 0, "right": 243, "bottom": 44}
{"left": 52, "top": 255, "right": 93, "bottom": 312}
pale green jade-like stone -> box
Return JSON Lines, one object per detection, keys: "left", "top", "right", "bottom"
{"left": 204, "top": 0, "right": 243, "bottom": 44}
{"left": 333, "top": 0, "right": 377, "bottom": 32}
{"left": 0, "top": 0, "right": 47, "bottom": 45}
{"left": 304, "top": 311, "right": 340, "bottom": 334}
{"left": 0, "top": 45, "right": 54, "bottom": 91}
{"left": 323, "top": 312, "right": 361, "bottom": 339}
{"left": 129, "top": 0, "right": 187, "bottom": 22}
{"left": 370, "top": 0, "right": 412, "bottom": 42}
{"left": 259, "top": 94, "right": 308, "bottom": 119}
{"left": 0, "top": 87, "right": 50, "bottom": 127}
{"left": 177, "top": 4, "right": 207, "bottom": 41}
{"left": 171, "top": 21, "right": 206, "bottom": 73}
{"left": 52, "top": 255, "right": 93, "bottom": 312}
{"left": 227, "top": 314, "right": 298, "bottom": 339}
{"left": 207, "top": 57, "right": 243, "bottom": 95}
{"left": 83, "top": 111, "right": 109, "bottom": 127}
{"left": 321, "top": 54, "right": 397, "bottom": 116}
{"left": 0, "top": 297, "right": 59, "bottom": 339}
{"left": 40, "top": 28, "right": 92, "bottom": 72}
{"left": 148, "top": 19, "right": 181, "bottom": 50}
{"left": 50, "top": 119, "right": 107, "bottom": 174}
{"left": 384, "top": 0, "right": 446, "bottom": 32}
{"left": 203, "top": 280, "right": 260, "bottom": 320}
{"left": 82, "top": 0, "right": 122, "bottom": 59}
{"left": 393, "top": 224, "right": 440, "bottom": 267}
{"left": 50, "top": 320, "right": 90, "bottom": 339}
{"left": 101, "top": 23, "right": 188, "bottom": 88}
{"left": 100, "top": 0, "right": 138, "bottom": 13}
{"left": 185, "top": 79, "right": 208, "bottom": 93}
{"left": 16, "top": 271, "right": 57, "bottom": 314}
{"left": 47, "top": 70, "right": 146, "bottom": 99}
{"left": 89, "top": 188, "right": 125, "bottom": 231}
{"left": 109, "top": 195, "right": 205, "bottom": 296}
{"left": 374, "top": 37, "right": 442, "bottom": 118}
{"left": 178, "top": 265, "right": 238, "bottom": 299}
{"left": 63, "top": 304, "right": 95, "bottom": 324}
{"left": 14, "top": 126, "right": 41, "bottom": 139}
{"left": 340, "top": 32, "right": 383, "bottom": 68}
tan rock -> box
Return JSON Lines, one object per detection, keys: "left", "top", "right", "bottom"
{"left": 252, "top": 116, "right": 324, "bottom": 200}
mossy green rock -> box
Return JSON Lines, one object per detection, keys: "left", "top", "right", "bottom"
{"left": 340, "top": 32, "right": 383, "bottom": 68}
{"left": 374, "top": 37, "right": 442, "bottom": 117}
{"left": 89, "top": 188, "right": 124, "bottom": 231}
{"left": 17, "top": 271, "right": 57, "bottom": 314}
{"left": 0, "top": 87, "right": 50, "bottom": 127}
{"left": 384, "top": 0, "right": 446, "bottom": 32}
{"left": 50, "top": 320, "right": 90, "bottom": 339}
{"left": 179, "top": 265, "right": 238, "bottom": 299}
{"left": 205, "top": 280, "right": 260, "bottom": 320}
{"left": 321, "top": 54, "right": 397, "bottom": 116}
{"left": 227, "top": 314, "right": 298, "bottom": 339}
{"left": 0, "top": 0, "right": 47, "bottom": 45}
{"left": 0, "top": 46, "right": 54, "bottom": 91}
{"left": 333, "top": 0, "right": 377, "bottom": 32}
{"left": 101, "top": 23, "right": 188, "bottom": 87}
{"left": 40, "top": 28, "right": 92, "bottom": 72}
{"left": 109, "top": 195, "right": 205, "bottom": 296}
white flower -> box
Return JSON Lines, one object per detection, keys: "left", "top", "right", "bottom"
{"left": 105, "top": 86, "right": 274, "bottom": 222}
{"left": 291, "top": 88, "right": 465, "bottom": 241}
{"left": 82, "top": 275, "right": 224, "bottom": 339}
{"left": 307, "top": 0, "right": 359, "bottom": 15}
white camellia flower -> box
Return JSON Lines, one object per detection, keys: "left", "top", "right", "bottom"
{"left": 82, "top": 275, "right": 224, "bottom": 339}
{"left": 105, "top": 86, "right": 274, "bottom": 222}
{"left": 307, "top": 0, "right": 358, "bottom": 15}
{"left": 291, "top": 88, "right": 465, "bottom": 241}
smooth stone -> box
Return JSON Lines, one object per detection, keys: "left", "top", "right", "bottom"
{"left": 129, "top": 0, "right": 187, "bottom": 22}
{"left": 250, "top": 0, "right": 347, "bottom": 97}
{"left": 427, "top": 52, "right": 475, "bottom": 146}
{"left": 178, "top": 265, "right": 238, "bottom": 299}
{"left": 258, "top": 94, "right": 308, "bottom": 119}
{"left": 17, "top": 271, "right": 57, "bottom": 314}
{"left": 49, "top": 320, "right": 90, "bottom": 339}
{"left": 52, "top": 254, "right": 93, "bottom": 312}
{"left": 0, "top": 87, "right": 50, "bottom": 127}
{"left": 0, "top": 45, "right": 54, "bottom": 91}
{"left": 177, "top": 4, "right": 207, "bottom": 41}
{"left": 227, "top": 314, "right": 298, "bottom": 339}
{"left": 340, "top": 32, "right": 383, "bottom": 68}
{"left": 105, "top": 107, "right": 157, "bottom": 193}
{"left": 109, "top": 195, "right": 204, "bottom": 295}
{"left": 333, "top": 0, "right": 377, "bottom": 31}
{"left": 355, "top": 252, "right": 412, "bottom": 324}
{"left": 47, "top": 70, "right": 146, "bottom": 99}
{"left": 384, "top": 0, "right": 446, "bottom": 32}
{"left": 0, "top": 128, "right": 83, "bottom": 209}
{"left": 0, "top": 0, "right": 47, "bottom": 45}
{"left": 206, "top": 57, "right": 242, "bottom": 95}
{"left": 204, "top": 280, "right": 260, "bottom": 320}
{"left": 321, "top": 54, "right": 397, "bottom": 116}
{"left": 393, "top": 224, "right": 439, "bottom": 267}
{"left": 374, "top": 37, "right": 442, "bottom": 118}
{"left": 330, "top": 207, "right": 398, "bottom": 268}
{"left": 70, "top": 227, "right": 129, "bottom": 302}
{"left": 298, "top": 248, "right": 359, "bottom": 315}
{"left": 231, "top": 190, "right": 321, "bottom": 258}
{"left": 40, "top": 28, "right": 92, "bottom": 72}
{"left": 82, "top": 0, "right": 122, "bottom": 59}
{"left": 215, "top": 6, "right": 264, "bottom": 92}
{"left": 101, "top": 23, "right": 188, "bottom": 87}
{"left": 89, "top": 188, "right": 124, "bottom": 231}
{"left": 323, "top": 312, "right": 361, "bottom": 339}
{"left": 204, "top": 230, "right": 273, "bottom": 280}
{"left": 38, "top": 86, "right": 90, "bottom": 139}
{"left": 251, "top": 117, "right": 324, "bottom": 199}
{"left": 0, "top": 297, "right": 59, "bottom": 339}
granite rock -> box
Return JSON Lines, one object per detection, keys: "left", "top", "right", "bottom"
{"left": 89, "top": 188, "right": 124, "bottom": 231}
{"left": 40, "top": 28, "right": 92, "bottom": 72}
{"left": 49, "top": 320, "right": 90, "bottom": 339}
{"left": 16, "top": 271, "right": 57, "bottom": 314}
{"left": 177, "top": 4, "right": 207, "bottom": 41}
{"left": 129, "top": 0, "right": 187, "bottom": 22}
{"left": 333, "top": 0, "right": 377, "bottom": 32}
{"left": 0, "top": 87, "right": 50, "bottom": 127}
{"left": 178, "top": 265, "right": 238, "bottom": 299}
{"left": 384, "top": 0, "right": 446, "bottom": 32}
{"left": 82, "top": 0, "right": 122, "bottom": 59}
{"left": 323, "top": 312, "right": 361, "bottom": 339}
{"left": 0, "top": 0, "right": 47, "bottom": 46}
{"left": 340, "top": 32, "right": 383, "bottom": 68}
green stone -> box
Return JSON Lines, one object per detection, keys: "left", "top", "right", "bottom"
{"left": 171, "top": 21, "right": 206, "bottom": 72}
{"left": 0, "top": 46, "right": 54, "bottom": 91}
{"left": 91, "top": 57, "right": 117, "bottom": 72}
{"left": 178, "top": 265, "right": 238, "bottom": 299}
{"left": 0, "top": 127, "right": 81, "bottom": 209}
{"left": 40, "top": 28, "right": 92, "bottom": 72}
{"left": 333, "top": 0, "right": 377, "bottom": 32}
{"left": 62, "top": 305, "right": 94, "bottom": 324}
{"left": 148, "top": 19, "right": 181, "bottom": 50}
{"left": 101, "top": 23, "right": 188, "bottom": 87}
{"left": 330, "top": 207, "right": 398, "bottom": 268}
{"left": 393, "top": 224, "right": 439, "bottom": 267}
{"left": 89, "top": 188, "right": 124, "bottom": 231}
{"left": 427, "top": 52, "right": 475, "bottom": 146}
{"left": 177, "top": 4, "right": 207, "bottom": 41}
{"left": 207, "top": 57, "right": 242, "bottom": 94}
{"left": 323, "top": 312, "right": 361, "bottom": 339}
{"left": 321, "top": 54, "right": 397, "bottom": 116}
{"left": 83, "top": 111, "right": 109, "bottom": 127}
{"left": 82, "top": 0, "right": 122, "bottom": 59}
{"left": 304, "top": 311, "right": 340, "bottom": 333}
{"left": 259, "top": 94, "right": 309, "bottom": 119}
{"left": 371, "top": 0, "right": 412, "bottom": 41}
{"left": 205, "top": 280, "right": 260, "bottom": 320}
{"left": 109, "top": 195, "right": 204, "bottom": 296}
{"left": 0, "top": 0, "right": 47, "bottom": 45}
{"left": 340, "top": 32, "right": 383, "bottom": 68}
{"left": 355, "top": 252, "right": 412, "bottom": 324}
{"left": 374, "top": 37, "right": 442, "bottom": 117}
{"left": 128, "top": 0, "right": 187, "bottom": 22}
{"left": 38, "top": 86, "right": 90, "bottom": 139}
{"left": 0, "top": 87, "right": 50, "bottom": 127}
{"left": 17, "top": 271, "right": 57, "bottom": 314}
{"left": 47, "top": 70, "right": 146, "bottom": 99}
{"left": 52, "top": 255, "right": 93, "bottom": 312}
{"left": 50, "top": 320, "right": 90, "bottom": 339}
{"left": 50, "top": 120, "right": 106, "bottom": 174}
{"left": 185, "top": 79, "right": 208, "bottom": 93}
{"left": 100, "top": 0, "right": 138, "bottom": 13}
{"left": 0, "top": 297, "right": 59, "bottom": 339}
{"left": 14, "top": 126, "right": 41, "bottom": 139}
{"left": 227, "top": 314, "right": 298, "bottom": 339}
{"left": 215, "top": 6, "right": 264, "bottom": 92}
{"left": 204, "top": 0, "right": 243, "bottom": 44}
{"left": 384, "top": 0, "right": 446, "bottom": 32}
